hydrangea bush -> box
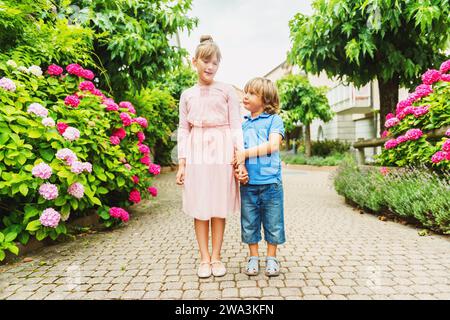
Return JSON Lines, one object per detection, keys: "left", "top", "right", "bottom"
{"left": 0, "top": 60, "right": 160, "bottom": 260}
{"left": 377, "top": 59, "right": 450, "bottom": 171}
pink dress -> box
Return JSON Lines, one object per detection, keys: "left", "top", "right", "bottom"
{"left": 177, "top": 82, "right": 244, "bottom": 220}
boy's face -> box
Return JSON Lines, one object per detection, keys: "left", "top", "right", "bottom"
{"left": 243, "top": 90, "right": 264, "bottom": 113}
{"left": 192, "top": 55, "right": 219, "bottom": 84}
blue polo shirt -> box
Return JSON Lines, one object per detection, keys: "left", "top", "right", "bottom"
{"left": 242, "top": 112, "right": 285, "bottom": 185}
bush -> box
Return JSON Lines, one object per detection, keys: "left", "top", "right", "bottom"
{"left": 0, "top": 59, "right": 160, "bottom": 260}
{"left": 333, "top": 157, "right": 450, "bottom": 234}
{"left": 281, "top": 152, "right": 347, "bottom": 166}
{"left": 377, "top": 59, "right": 450, "bottom": 171}
{"left": 309, "top": 139, "right": 352, "bottom": 157}
{"left": 127, "top": 88, "right": 178, "bottom": 166}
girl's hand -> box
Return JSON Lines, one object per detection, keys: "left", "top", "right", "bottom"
{"left": 235, "top": 150, "right": 246, "bottom": 166}
{"left": 237, "top": 164, "right": 249, "bottom": 185}
{"left": 176, "top": 166, "right": 185, "bottom": 185}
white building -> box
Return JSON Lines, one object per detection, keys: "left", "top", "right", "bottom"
{"left": 265, "top": 61, "right": 409, "bottom": 161}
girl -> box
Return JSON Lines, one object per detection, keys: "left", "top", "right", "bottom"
{"left": 176, "top": 35, "right": 247, "bottom": 278}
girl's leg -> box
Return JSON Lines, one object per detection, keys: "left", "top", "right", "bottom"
{"left": 211, "top": 217, "right": 226, "bottom": 261}
{"left": 194, "top": 218, "right": 210, "bottom": 262}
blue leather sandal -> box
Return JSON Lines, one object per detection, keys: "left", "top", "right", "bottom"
{"left": 244, "top": 256, "right": 259, "bottom": 276}
{"left": 265, "top": 256, "right": 280, "bottom": 277}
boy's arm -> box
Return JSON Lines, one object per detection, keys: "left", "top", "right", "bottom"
{"left": 236, "top": 133, "right": 282, "bottom": 164}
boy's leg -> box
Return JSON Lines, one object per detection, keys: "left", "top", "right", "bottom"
{"left": 267, "top": 243, "right": 277, "bottom": 257}
{"left": 211, "top": 217, "right": 225, "bottom": 261}
{"left": 249, "top": 243, "right": 259, "bottom": 257}
{"left": 194, "top": 218, "right": 210, "bottom": 262}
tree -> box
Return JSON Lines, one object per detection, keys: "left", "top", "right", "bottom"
{"left": 64, "top": 0, "right": 198, "bottom": 98}
{"left": 277, "top": 74, "right": 334, "bottom": 157}
{"left": 288, "top": 0, "right": 450, "bottom": 134}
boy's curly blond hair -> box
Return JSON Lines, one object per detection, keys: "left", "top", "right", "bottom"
{"left": 244, "top": 77, "right": 280, "bottom": 114}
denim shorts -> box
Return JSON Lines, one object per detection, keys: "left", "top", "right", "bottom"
{"left": 240, "top": 180, "right": 285, "bottom": 245}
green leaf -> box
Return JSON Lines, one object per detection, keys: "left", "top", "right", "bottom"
{"left": 28, "top": 128, "right": 42, "bottom": 139}
{"left": 19, "top": 232, "right": 30, "bottom": 245}
{"left": 19, "top": 184, "right": 28, "bottom": 197}
{"left": 0, "top": 250, "right": 5, "bottom": 261}
{"left": 0, "top": 232, "right": 4, "bottom": 243}
{"left": 54, "top": 197, "right": 67, "bottom": 206}
{"left": 26, "top": 220, "right": 42, "bottom": 232}
{"left": 5, "top": 232, "right": 18, "bottom": 242}
{"left": 7, "top": 243, "right": 19, "bottom": 255}
{"left": 36, "top": 229, "right": 47, "bottom": 241}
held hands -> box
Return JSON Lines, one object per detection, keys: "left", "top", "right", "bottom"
{"left": 234, "top": 165, "right": 249, "bottom": 185}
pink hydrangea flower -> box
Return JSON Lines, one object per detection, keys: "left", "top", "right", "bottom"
{"left": 421, "top": 69, "right": 441, "bottom": 85}
{"left": 27, "top": 103, "right": 49, "bottom": 118}
{"left": 57, "top": 122, "right": 69, "bottom": 135}
{"left": 79, "top": 81, "right": 95, "bottom": 91}
{"left": 124, "top": 163, "right": 132, "bottom": 170}
{"left": 39, "top": 183, "right": 59, "bottom": 200}
{"left": 385, "top": 113, "right": 395, "bottom": 120}
{"left": 440, "top": 74, "right": 450, "bottom": 82}
{"left": 91, "top": 89, "right": 105, "bottom": 97}
{"left": 132, "top": 175, "right": 139, "bottom": 184}
{"left": 149, "top": 163, "right": 161, "bottom": 175}
{"left": 120, "top": 112, "right": 132, "bottom": 126}
{"left": 109, "top": 207, "right": 129, "bottom": 222}
{"left": 112, "top": 128, "right": 126, "bottom": 140}
{"left": 47, "top": 64, "right": 63, "bottom": 76}
{"left": 68, "top": 182, "right": 85, "bottom": 199}
{"left": 442, "top": 139, "right": 450, "bottom": 152}
{"left": 110, "top": 136, "right": 120, "bottom": 145}
{"left": 396, "top": 135, "right": 408, "bottom": 144}
{"left": 148, "top": 187, "right": 158, "bottom": 197}
{"left": 140, "top": 155, "right": 151, "bottom": 166}
{"left": 62, "top": 127, "right": 81, "bottom": 141}
{"left": 405, "top": 129, "right": 423, "bottom": 141}
{"left": 32, "top": 162, "right": 52, "bottom": 179}
{"left": 138, "top": 144, "right": 150, "bottom": 154}
{"left": 41, "top": 117, "right": 55, "bottom": 127}
{"left": 414, "top": 84, "right": 433, "bottom": 99}
{"left": 446, "top": 129, "right": 450, "bottom": 137}
{"left": 381, "top": 130, "right": 389, "bottom": 138}
{"left": 439, "top": 59, "right": 450, "bottom": 73}
{"left": 379, "top": 167, "right": 389, "bottom": 176}
{"left": 40, "top": 208, "right": 61, "bottom": 228}
{"left": 129, "top": 189, "right": 141, "bottom": 204}
{"left": 70, "top": 161, "right": 85, "bottom": 174}
{"left": 81, "top": 69, "right": 94, "bottom": 80}
{"left": 64, "top": 95, "right": 81, "bottom": 108}
{"left": 66, "top": 63, "right": 84, "bottom": 76}
{"left": 384, "top": 139, "right": 399, "bottom": 150}
{"left": 412, "top": 105, "right": 429, "bottom": 118}
{"left": 0, "top": 77, "right": 16, "bottom": 92}
{"left": 56, "top": 148, "right": 77, "bottom": 165}
{"left": 384, "top": 117, "right": 399, "bottom": 128}
{"left": 137, "top": 131, "right": 145, "bottom": 143}
{"left": 398, "top": 106, "right": 415, "bottom": 120}
{"left": 82, "top": 162, "right": 92, "bottom": 173}
{"left": 134, "top": 117, "right": 148, "bottom": 128}
{"left": 431, "top": 151, "right": 447, "bottom": 164}
{"left": 119, "top": 101, "right": 133, "bottom": 109}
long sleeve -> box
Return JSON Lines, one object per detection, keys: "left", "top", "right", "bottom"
{"left": 177, "top": 92, "right": 191, "bottom": 161}
{"left": 227, "top": 86, "right": 244, "bottom": 151}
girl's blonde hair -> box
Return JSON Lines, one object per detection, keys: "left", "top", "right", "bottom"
{"left": 194, "top": 35, "right": 222, "bottom": 62}
{"left": 244, "top": 77, "right": 280, "bottom": 114}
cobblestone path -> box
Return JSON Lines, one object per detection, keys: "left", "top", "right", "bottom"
{"left": 1, "top": 167, "right": 449, "bottom": 300}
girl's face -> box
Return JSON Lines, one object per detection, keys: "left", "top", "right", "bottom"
{"left": 193, "top": 55, "right": 219, "bottom": 85}
{"left": 243, "top": 90, "right": 264, "bottom": 114}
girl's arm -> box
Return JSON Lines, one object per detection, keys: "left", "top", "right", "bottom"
{"left": 227, "top": 86, "right": 245, "bottom": 162}
{"left": 177, "top": 92, "right": 191, "bottom": 166}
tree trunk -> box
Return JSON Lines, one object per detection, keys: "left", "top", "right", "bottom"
{"left": 378, "top": 77, "right": 399, "bottom": 136}
{"left": 305, "top": 124, "right": 311, "bottom": 158}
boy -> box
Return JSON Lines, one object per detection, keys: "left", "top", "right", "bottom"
{"left": 233, "top": 77, "right": 285, "bottom": 277}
